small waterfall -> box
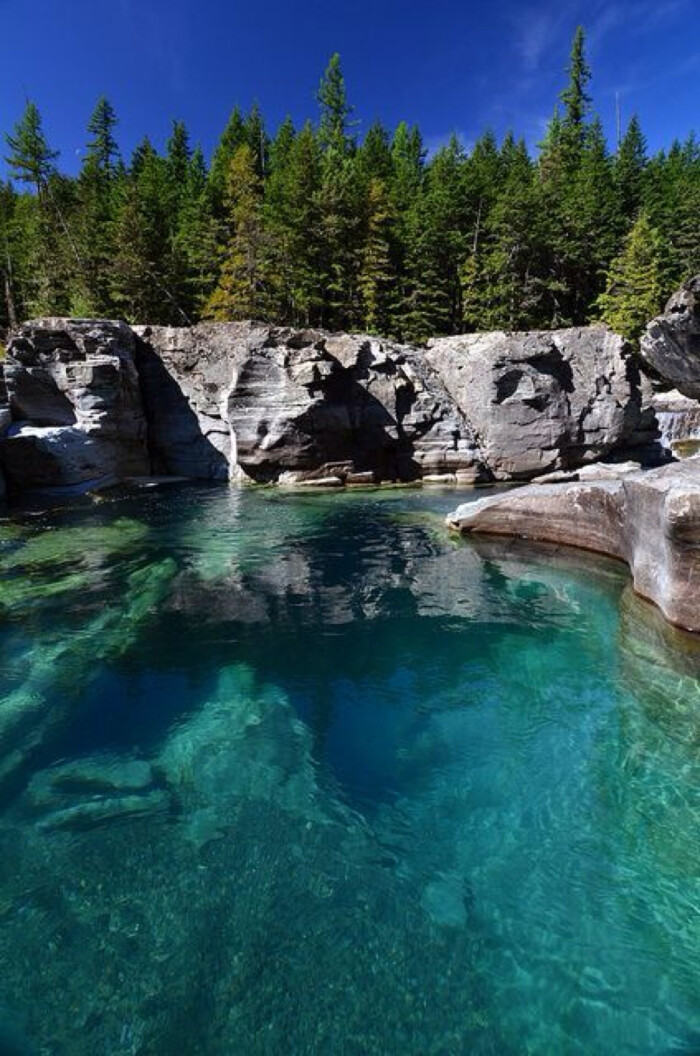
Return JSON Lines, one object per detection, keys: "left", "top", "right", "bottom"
{"left": 654, "top": 390, "right": 700, "bottom": 458}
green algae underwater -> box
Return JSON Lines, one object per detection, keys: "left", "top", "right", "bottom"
{"left": 0, "top": 483, "right": 700, "bottom": 1055}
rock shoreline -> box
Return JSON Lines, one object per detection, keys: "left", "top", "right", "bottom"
{"left": 447, "top": 460, "right": 700, "bottom": 633}
{"left": 0, "top": 317, "right": 661, "bottom": 496}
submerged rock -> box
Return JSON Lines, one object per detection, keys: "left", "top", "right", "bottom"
{"left": 155, "top": 664, "right": 320, "bottom": 847}
{"left": 447, "top": 461, "right": 700, "bottom": 633}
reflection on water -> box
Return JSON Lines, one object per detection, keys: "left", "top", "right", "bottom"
{"left": 1, "top": 484, "right": 700, "bottom": 1055}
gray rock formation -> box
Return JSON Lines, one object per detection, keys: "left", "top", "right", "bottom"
{"left": 0, "top": 317, "right": 662, "bottom": 493}
{"left": 447, "top": 460, "right": 700, "bottom": 632}
{"left": 640, "top": 277, "right": 700, "bottom": 400}
{"left": 136, "top": 323, "right": 488, "bottom": 484}
{"left": 426, "top": 326, "right": 657, "bottom": 480}
{"left": 0, "top": 319, "right": 149, "bottom": 490}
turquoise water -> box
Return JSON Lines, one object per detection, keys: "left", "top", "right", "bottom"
{"left": 1, "top": 484, "right": 700, "bottom": 1055}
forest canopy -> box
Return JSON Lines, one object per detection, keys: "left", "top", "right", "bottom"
{"left": 1, "top": 29, "right": 697, "bottom": 343}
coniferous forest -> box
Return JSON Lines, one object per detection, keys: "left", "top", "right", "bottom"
{"left": 1, "top": 28, "right": 697, "bottom": 344}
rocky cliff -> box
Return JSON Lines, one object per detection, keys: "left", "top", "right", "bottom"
{"left": 0, "top": 319, "right": 148, "bottom": 492}
{"left": 640, "top": 277, "right": 700, "bottom": 400}
{"left": 0, "top": 317, "right": 662, "bottom": 496}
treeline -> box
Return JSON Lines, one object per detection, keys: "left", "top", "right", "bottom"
{"left": 1, "top": 29, "right": 698, "bottom": 343}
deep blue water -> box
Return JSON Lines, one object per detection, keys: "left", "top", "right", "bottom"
{"left": 1, "top": 484, "right": 700, "bottom": 1055}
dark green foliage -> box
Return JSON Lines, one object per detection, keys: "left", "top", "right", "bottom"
{"left": 4, "top": 102, "right": 59, "bottom": 192}
{"left": 2, "top": 32, "right": 700, "bottom": 340}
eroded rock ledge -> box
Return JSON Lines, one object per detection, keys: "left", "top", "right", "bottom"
{"left": 0, "top": 318, "right": 660, "bottom": 494}
{"left": 447, "top": 461, "right": 700, "bottom": 633}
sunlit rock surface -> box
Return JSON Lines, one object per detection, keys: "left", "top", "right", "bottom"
{"left": 0, "top": 317, "right": 667, "bottom": 492}
{"left": 447, "top": 460, "right": 700, "bottom": 632}
{"left": 426, "top": 326, "right": 657, "bottom": 479}
{"left": 0, "top": 319, "right": 149, "bottom": 490}
{"left": 135, "top": 322, "right": 488, "bottom": 484}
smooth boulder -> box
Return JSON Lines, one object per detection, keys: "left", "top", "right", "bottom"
{"left": 427, "top": 327, "right": 656, "bottom": 480}
{"left": 640, "top": 277, "right": 700, "bottom": 400}
{"left": 447, "top": 461, "right": 700, "bottom": 633}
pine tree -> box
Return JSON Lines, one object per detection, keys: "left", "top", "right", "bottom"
{"left": 560, "top": 27, "right": 591, "bottom": 165}
{"left": 402, "top": 135, "right": 467, "bottom": 341}
{"left": 318, "top": 53, "right": 355, "bottom": 154}
{"left": 245, "top": 103, "right": 269, "bottom": 177}
{"left": 0, "top": 182, "right": 19, "bottom": 329}
{"left": 173, "top": 146, "right": 219, "bottom": 314}
{"left": 615, "top": 115, "right": 647, "bottom": 221}
{"left": 358, "top": 178, "right": 396, "bottom": 334}
{"left": 4, "top": 102, "right": 59, "bottom": 193}
{"left": 86, "top": 97, "right": 119, "bottom": 174}
{"left": 597, "top": 213, "right": 664, "bottom": 341}
{"left": 205, "top": 144, "right": 267, "bottom": 320}
{"left": 209, "top": 106, "right": 247, "bottom": 213}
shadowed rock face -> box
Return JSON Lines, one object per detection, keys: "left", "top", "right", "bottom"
{"left": 447, "top": 461, "right": 700, "bottom": 632}
{"left": 0, "top": 319, "right": 149, "bottom": 490}
{"left": 641, "top": 277, "right": 700, "bottom": 400}
{"left": 0, "top": 317, "right": 662, "bottom": 492}
{"left": 427, "top": 327, "right": 657, "bottom": 480}
{"left": 135, "top": 323, "right": 488, "bottom": 484}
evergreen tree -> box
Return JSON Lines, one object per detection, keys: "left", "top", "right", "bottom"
{"left": 4, "top": 102, "right": 59, "bottom": 193}
{"left": 597, "top": 213, "right": 665, "bottom": 341}
{"left": 318, "top": 53, "right": 355, "bottom": 153}
{"left": 205, "top": 144, "right": 267, "bottom": 320}
{"left": 173, "top": 147, "right": 220, "bottom": 315}
{"left": 358, "top": 178, "right": 396, "bottom": 334}
{"left": 402, "top": 135, "right": 467, "bottom": 341}
{"left": 0, "top": 182, "right": 19, "bottom": 329}
{"left": 209, "top": 106, "right": 247, "bottom": 212}
{"left": 86, "top": 96, "right": 119, "bottom": 174}
{"left": 560, "top": 26, "right": 591, "bottom": 164}
{"left": 615, "top": 115, "right": 647, "bottom": 221}
{"left": 245, "top": 103, "right": 269, "bottom": 177}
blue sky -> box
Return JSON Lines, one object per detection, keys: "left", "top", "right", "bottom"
{"left": 0, "top": 0, "right": 697, "bottom": 176}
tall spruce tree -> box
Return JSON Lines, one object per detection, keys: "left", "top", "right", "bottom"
{"left": 5, "top": 102, "right": 59, "bottom": 193}
{"left": 597, "top": 213, "right": 664, "bottom": 341}
{"left": 205, "top": 144, "right": 267, "bottom": 321}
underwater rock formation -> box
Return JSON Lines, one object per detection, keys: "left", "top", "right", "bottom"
{"left": 447, "top": 460, "right": 700, "bottom": 633}
{"left": 0, "top": 319, "right": 149, "bottom": 491}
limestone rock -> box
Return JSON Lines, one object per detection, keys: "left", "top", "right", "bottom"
{"left": 0, "top": 319, "right": 149, "bottom": 489}
{"left": 427, "top": 327, "right": 656, "bottom": 480}
{"left": 640, "top": 277, "right": 700, "bottom": 400}
{"left": 447, "top": 461, "right": 700, "bottom": 632}
{"left": 136, "top": 323, "right": 488, "bottom": 484}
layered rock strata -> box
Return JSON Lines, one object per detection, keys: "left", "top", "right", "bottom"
{"left": 134, "top": 323, "right": 487, "bottom": 484}
{"left": 0, "top": 317, "right": 663, "bottom": 493}
{"left": 427, "top": 326, "right": 656, "bottom": 479}
{"left": 0, "top": 319, "right": 149, "bottom": 490}
{"left": 447, "top": 461, "right": 700, "bottom": 632}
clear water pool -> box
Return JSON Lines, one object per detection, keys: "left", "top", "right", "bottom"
{"left": 1, "top": 484, "right": 700, "bottom": 1055}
